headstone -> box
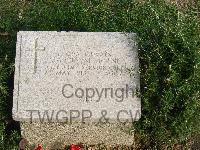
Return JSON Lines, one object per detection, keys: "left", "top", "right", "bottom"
{"left": 13, "top": 31, "right": 141, "bottom": 147}
{"left": 13, "top": 31, "right": 140, "bottom": 123}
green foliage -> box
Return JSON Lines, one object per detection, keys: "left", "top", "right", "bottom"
{"left": 0, "top": 122, "right": 19, "bottom": 150}
{"left": 132, "top": 2, "right": 200, "bottom": 148}
{"left": 0, "top": 0, "right": 199, "bottom": 149}
{"left": 0, "top": 35, "right": 19, "bottom": 149}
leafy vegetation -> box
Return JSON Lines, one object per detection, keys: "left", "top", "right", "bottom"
{"left": 0, "top": 0, "right": 199, "bottom": 149}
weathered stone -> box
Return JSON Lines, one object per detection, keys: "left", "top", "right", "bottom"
{"left": 13, "top": 31, "right": 140, "bottom": 123}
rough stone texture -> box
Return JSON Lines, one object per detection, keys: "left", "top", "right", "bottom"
{"left": 21, "top": 122, "right": 136, "bottom": 149}
{"left": 13, "top": 32, "right": 140, "bottom": 147}
{"left": 13, "top": 31, "right": 140, "bottom": 123}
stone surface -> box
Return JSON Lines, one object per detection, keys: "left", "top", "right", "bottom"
{"left": 13, "top": 31, "right": 140, "bottom": 123}
{"left": 21, "top": 122, "right": 136, "bottom": 149}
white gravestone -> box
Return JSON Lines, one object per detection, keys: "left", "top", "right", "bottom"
{"left": 13, "top": 31, "right": 141, "bottom": 123}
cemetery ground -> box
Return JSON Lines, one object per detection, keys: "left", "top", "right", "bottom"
{"left": 0, "top": 0, "right": 200, "bottom": 149}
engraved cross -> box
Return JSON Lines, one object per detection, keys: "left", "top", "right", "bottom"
{"left": 27, "top": 38, "right": 45, "bottom": 73}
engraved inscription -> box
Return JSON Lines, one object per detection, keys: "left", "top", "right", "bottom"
{"left": 26, "top": 38, "right": 45, "bottom": 73}
{"left": 13, "top": 32, "right": 140, "bottom": 123}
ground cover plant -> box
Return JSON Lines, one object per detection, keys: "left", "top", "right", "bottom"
{"left": 0, "top": 0, "right": 200, "bottom": 149}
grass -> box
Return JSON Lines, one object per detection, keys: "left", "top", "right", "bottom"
{"left": 0, "top": 0, "right": 200, "bottom": 149}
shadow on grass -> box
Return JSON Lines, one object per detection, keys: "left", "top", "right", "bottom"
{"left": 5, "top": 71, "right": 21, "bottom": 143}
